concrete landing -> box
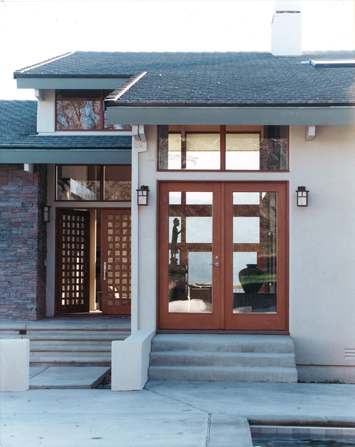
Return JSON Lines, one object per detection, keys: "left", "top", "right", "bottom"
{"left": 29, "top": 366, "right": 110, "bottom": 389}
{"left": 1, "top": 382, "right": 355, "bottom": 447}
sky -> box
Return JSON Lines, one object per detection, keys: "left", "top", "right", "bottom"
{"left": 0, "top": 0, "right": 354, "bottom": 100}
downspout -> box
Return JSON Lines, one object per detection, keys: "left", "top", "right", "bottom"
{"left": 131, "top": 125, "right": 147, "bottom": 334}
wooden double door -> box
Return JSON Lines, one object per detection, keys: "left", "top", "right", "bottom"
{"left": 158, "top": 182, "right": 288, "bottom": 332}
{"left": 57, "top": 209, "right": 131, "bottom": 315}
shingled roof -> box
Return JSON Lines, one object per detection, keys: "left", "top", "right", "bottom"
{"left": 0, "top": 101, "right": 131, "bottom": 149}
{"left": 14, "top": 51, "right": 355, "bottom": 106}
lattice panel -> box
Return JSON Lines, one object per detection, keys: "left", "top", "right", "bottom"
{"left": 57, "top": 210, "right": 90, "bottom": 313}
{"left": 102, "top": 210, "right": 131, "bottom": 314}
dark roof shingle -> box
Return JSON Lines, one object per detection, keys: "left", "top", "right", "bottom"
{"left": 0, "top": 100, "right": 131, "bottom": 149}
{"left": 14, "top": 51, "right": 355, "bottom": 105}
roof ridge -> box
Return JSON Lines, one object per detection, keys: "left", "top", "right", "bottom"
{"left": 15, "top": 52, "right": 74, "bottom": 74}
{"left": 105, "top": 72, "right": 147, "bottom": 102}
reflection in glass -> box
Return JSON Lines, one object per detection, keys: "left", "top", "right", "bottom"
{"left": 233, "top": 217, "right": 260, "bottom": 243}
{"left": 186, "top": 134, "right": 220, "bottom": 170}
{"left": 186, "top": 192, "right": 213, "bottom": 205}
{"left": 232, "top": 192, "right": 277, "bottom": 314}
{"left": 104, "top": 166, "right": 131, "bottom": 201}
{"left": 226, "top": 134, "right": 260, "bottom": 170}
{"left": 186, "top": 217, "right": 212, "bottom": 243}
{"left": 56, "top": 90, "right": 132, "bottom": 131}
{"left": 233, "top": 192, "right": 260, "bottom": 205}
{"left": 161, "top": 128, "right": 220, "bottom": 170}
{"left": 56, "top": 90, "right": 101, "bottom": 130}
{"left": 56, "top": 166, "right": 100, "bottom": 200}
{"left": 169, "top": 192, "right": 182, "bottom": 205}
{"left": 168, "top": 191, "right": 213, "bottom": 313}
{"left": 159, "top": 126, "right": 288, "bottom": 171}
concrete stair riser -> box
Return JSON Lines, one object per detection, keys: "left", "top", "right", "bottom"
{"left": 1, "top": 327, "right": 129, "bottom": 366}
{"left": 149, "top": 334, "right": 298, "bottom": 383}
{"left": 151, "top": 340, "right": 294, "bottom": 354}
{"left": 148, "top": 365, "right": 298, "bottom": 382}
{"left": 150, "top": 351, "right": 296, "bottom": 368}
{"left": 30, "top": 343, "right": 111, "bottom": 350}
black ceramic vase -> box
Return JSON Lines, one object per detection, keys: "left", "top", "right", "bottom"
{"left": 238, "top": 264, "right": 264, "bottom": 294}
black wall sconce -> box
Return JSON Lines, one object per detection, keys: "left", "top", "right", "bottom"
{"left": 43, "top": 206, "right": 51, "bottom": 222}
{"left": 296, "top": 186, "right": 309, "bottom": 207}
{"left": 137, "top": 185, "right": 149, "bottom": 206}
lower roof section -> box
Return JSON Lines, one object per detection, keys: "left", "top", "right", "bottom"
{"left": 106, "top": 106, "right": 355, "bottom": 126}
{"left": 0, "top": 149, "right": 131, "bottom": 164}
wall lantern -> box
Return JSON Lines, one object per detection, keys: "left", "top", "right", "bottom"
{"left": 137, "top": 185, "right": 149, "bottom": 206}
{"left": 296, "top": 186, "right": 309, "bottom": 207}
{"left": 43, "top": 206, "right": 51, "bottom": 222}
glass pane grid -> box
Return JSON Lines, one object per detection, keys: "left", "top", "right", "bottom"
{"left": 168, "top": 191, "right": 213, "bottom": 314}
{"left": 232, "top": 192, "right": 277, "bottom": 315}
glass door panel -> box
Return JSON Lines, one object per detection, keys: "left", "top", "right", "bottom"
{"left": 224, "top": 182, "right": 288, "bottom": 331}
{"left": 231, "top": 192, "right": 277, "bottom": 314}
{"left": 159, "top": 182, "right": 288, "bottom": 332}
{"left": 168, "top": 191, "right": 213, "bottom": 314}
{"left": 159, "top": 183, "right": 222, "bottom": 329}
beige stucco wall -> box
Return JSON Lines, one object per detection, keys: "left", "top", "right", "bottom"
{"left": 289, "top": 125, "right": 355, "bottom": 382}
{"left": 136, "top": 124, "right": 355, "bottom": 382}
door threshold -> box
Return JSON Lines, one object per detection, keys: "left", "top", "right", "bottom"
{"left": 55, "top": 313, "right": 131, "bottom": 318}
{"left": 157, "top": 329, "right": 290, "bottom": 335}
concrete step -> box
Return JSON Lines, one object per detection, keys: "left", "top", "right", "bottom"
{"left": 151, "top": 334, "right": 295, "bottom": 353}
{"left": 31, "top": 344, "right": 111, "bottom": 354}
{"left": 148, "top": 365, "right": 298, "bottom": 383}
{"left": 25, "top": 329, "right": 130, "bottom": 335}
{"left": 23, "top": 334, "right": 127, "bottom": 341}
{"left": 148, "top": 334, "right": 298, "bottom": 383}
{"left": 30, "top": 355, "right": 111, "bottom": 366}
{"left": 0, "top": 318, "right": 130, "bottom": 367}
{"left": 150, "top": 351, "right": 296, "bottom": 368}
{"left": 29, "top": 339, "right": 121, "bottom": 346}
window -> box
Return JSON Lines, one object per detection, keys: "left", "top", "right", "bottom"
{"left": 158, "top": 125, "right": 288, "bottom": 171}
{"left": 56, "top": 165, "right": 131, "bottom": 201}
{"left": 56, "top": 90, "right": 131, "bottom": 131}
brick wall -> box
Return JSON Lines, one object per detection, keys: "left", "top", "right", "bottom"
{"left": 0, "top": 164, "right": 47, "bottom": 320}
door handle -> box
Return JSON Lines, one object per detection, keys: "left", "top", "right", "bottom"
{"left": 103, "top": 262, "right": 107, "bottom": 280}
{"left": 210, "top": 262, "right": 220, "bottom": 266}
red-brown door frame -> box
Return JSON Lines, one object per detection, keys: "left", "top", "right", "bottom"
{"left": 157, "top": 181, "right": 289, "bottom": 333}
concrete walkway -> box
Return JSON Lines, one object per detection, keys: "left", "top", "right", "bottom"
{"left": 29, "top": 366, "right": 111, "bottom": 389}
{"left": 1, "top": 381, "right": 354, "bottom": 447}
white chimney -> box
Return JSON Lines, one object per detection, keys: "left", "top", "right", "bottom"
{"left": 271, "top": 1, "right": 302, "bottom": 56}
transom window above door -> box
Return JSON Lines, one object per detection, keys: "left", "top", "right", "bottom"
{"left": 158, "top": 125, "right": 288, "bottom": 171}
{"left": 56, "top": 90, "right": 131, "bottom": 131}
{"left": 56, "top": 165, "right": 131, "bottom": 201}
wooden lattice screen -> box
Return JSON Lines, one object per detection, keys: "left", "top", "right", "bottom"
{"left": 101, "top": 210, "right": 131, "bottom": 315}
{"left": 57, "top": 209, "right": 90, "bottom": 314}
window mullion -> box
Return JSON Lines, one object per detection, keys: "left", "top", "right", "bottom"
{"left": 220, "top": 125, "right": 226, "bottom": 171}
{"left": 100, "top": 91, "right": 104, "bottom": 130}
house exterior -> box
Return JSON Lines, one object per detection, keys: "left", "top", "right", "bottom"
{"left": 1, "top": 6, "right": 355, "bottom": 384}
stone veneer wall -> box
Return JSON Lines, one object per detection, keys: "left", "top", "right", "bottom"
{"left": 0, "top": 164, "right": 47, "bottom": 320}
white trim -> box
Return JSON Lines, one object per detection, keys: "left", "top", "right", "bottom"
{"left": 17, "top": 52, "right": 74, "bottom": 74}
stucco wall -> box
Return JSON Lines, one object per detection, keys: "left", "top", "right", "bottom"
{"left": 0, "top": 164, "right": 47, "bottom": 320}
{"left": 289, "top": 125, "right": 355, "bottom": 381}
{"left": 137, "top": 125, "right": 355, "bottom": 381}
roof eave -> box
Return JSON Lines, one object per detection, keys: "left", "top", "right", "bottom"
{"left": 15, "top": 75, "right": 131, "bottom": 90}
{"left": 106, "top": 105, "right": 355, "bottom": 126}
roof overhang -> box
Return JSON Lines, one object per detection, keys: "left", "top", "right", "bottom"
{"left": 0, "top": 149, "right": 131, "bottom": 164}
{"left": 106, "top": 105, "right": 355, "bottom": 126}
{"left": 15, "top": 77, "right": 129, "bottom": 90}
